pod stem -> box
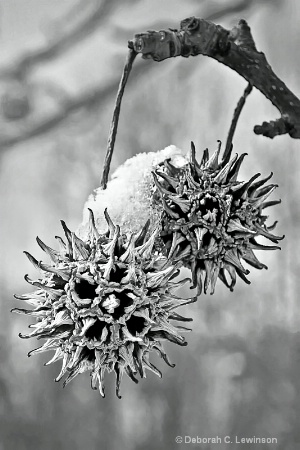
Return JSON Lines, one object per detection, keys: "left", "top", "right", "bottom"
{"left": 224, "top": 82, "right": 253, "bottom": 161}
{"left": 100, "top": 48, "right": 137, "bottom": 189}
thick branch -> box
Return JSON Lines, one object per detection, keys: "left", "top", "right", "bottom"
{"left": 129, "top": 17, "right": 300, "bottom": 139}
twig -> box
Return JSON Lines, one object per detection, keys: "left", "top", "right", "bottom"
{"left": 224, "top": 82, "right": 253, "bottom": 160}
{"left": 129, "top": 17, "right": 300, "bottom": 139}
{"left": 100, "top": 48, "right": 137, "bottom": 189}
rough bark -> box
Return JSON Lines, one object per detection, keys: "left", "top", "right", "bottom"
{"left": 129, "top": 17, "right": 300, "bottom": 139}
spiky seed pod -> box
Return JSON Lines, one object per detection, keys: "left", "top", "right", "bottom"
{"left": 152, "top": 142, "right": 283, "bottom": 295}
{"left": 13, "top": 210, "right": 195, "bottom": 398}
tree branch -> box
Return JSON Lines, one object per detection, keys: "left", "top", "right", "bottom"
{"left": 129, "top": 17, "right": 300, "bottom": 139}
{"left": 0, "top": 4, "right": 283, "bottom": 149}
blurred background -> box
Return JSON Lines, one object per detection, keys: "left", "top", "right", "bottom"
{"left": 0, "top": 0, "right": 300, "bottom": 449}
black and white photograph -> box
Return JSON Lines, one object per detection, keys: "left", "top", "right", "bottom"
{"left": 0, "top": 1, "right": 299, "bottom": 449}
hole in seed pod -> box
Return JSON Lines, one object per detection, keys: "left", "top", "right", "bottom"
{"left": 110, "top": 291, "right": 134, "bottom": 320}
{"left": 85, "top": 320, "right": 107, "bottom": 340}
{"left": 198, "top": 195, "right": 222, "bottom": 225}
{"left": 126, "top": 315, "right": 146, "bottom": 335}
{"left": 74, "top": 279, "right": 97, "bottom": 299}
{"left": 202, "top": 231, "right": 212, "bottom": 248}
{"left": 52, "top": 275, "right": 67, "bottom": 288}
{"left": 81, "top": 347, "right": 95, "bottom": 361}
{"left": 109, "top": 265, "right": 127, "bottom": 283}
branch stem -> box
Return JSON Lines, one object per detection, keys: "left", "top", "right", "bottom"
{"left": 224, "top": 82, "right": 252, "bottom": 160}
{"left": 100, "top": 49, "right": 137, "bottom": 189}
{"left": 129, "top": 17, "right": 300, "bottom": 139}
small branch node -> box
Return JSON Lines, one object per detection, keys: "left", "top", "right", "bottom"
{"left": 254, "top": 117, "right": 292, "bottom": 139}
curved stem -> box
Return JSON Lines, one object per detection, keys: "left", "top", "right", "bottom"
{"left": 100, "top": 48, "right": 137, "bottom": 189}
{"left": 224, "top": 82, "right": 252, "bottom": 160}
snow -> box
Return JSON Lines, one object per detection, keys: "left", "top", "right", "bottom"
{"left": 77, "top": 145, "right": 187, "bottom": 238}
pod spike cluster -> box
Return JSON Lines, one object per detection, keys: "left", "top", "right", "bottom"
{"left": 13, "top": 142, "right": 284, "bottom": 397}
{"left": 14, "top": 210, "right": 195, "bottom": 398}
{"left": 153, "top": 141, "right": 283, "bottom": 293}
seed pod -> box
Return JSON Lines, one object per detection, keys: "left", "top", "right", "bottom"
{"left": 13, "top": 210, "right": 195, "bottom": 398}
{"left": 153, "top": 141, "right": 283, "bottom": 295}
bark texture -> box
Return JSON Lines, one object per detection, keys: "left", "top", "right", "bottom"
{"left": 129, "top": 17, "right": 300, "bottom": 139}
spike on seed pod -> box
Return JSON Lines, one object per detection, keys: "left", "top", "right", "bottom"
{"left": 153, "top": 141, "right": 283, "bottom": 294}
{"left": 13, "top": 210, "right": 195, "bottom": 398}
